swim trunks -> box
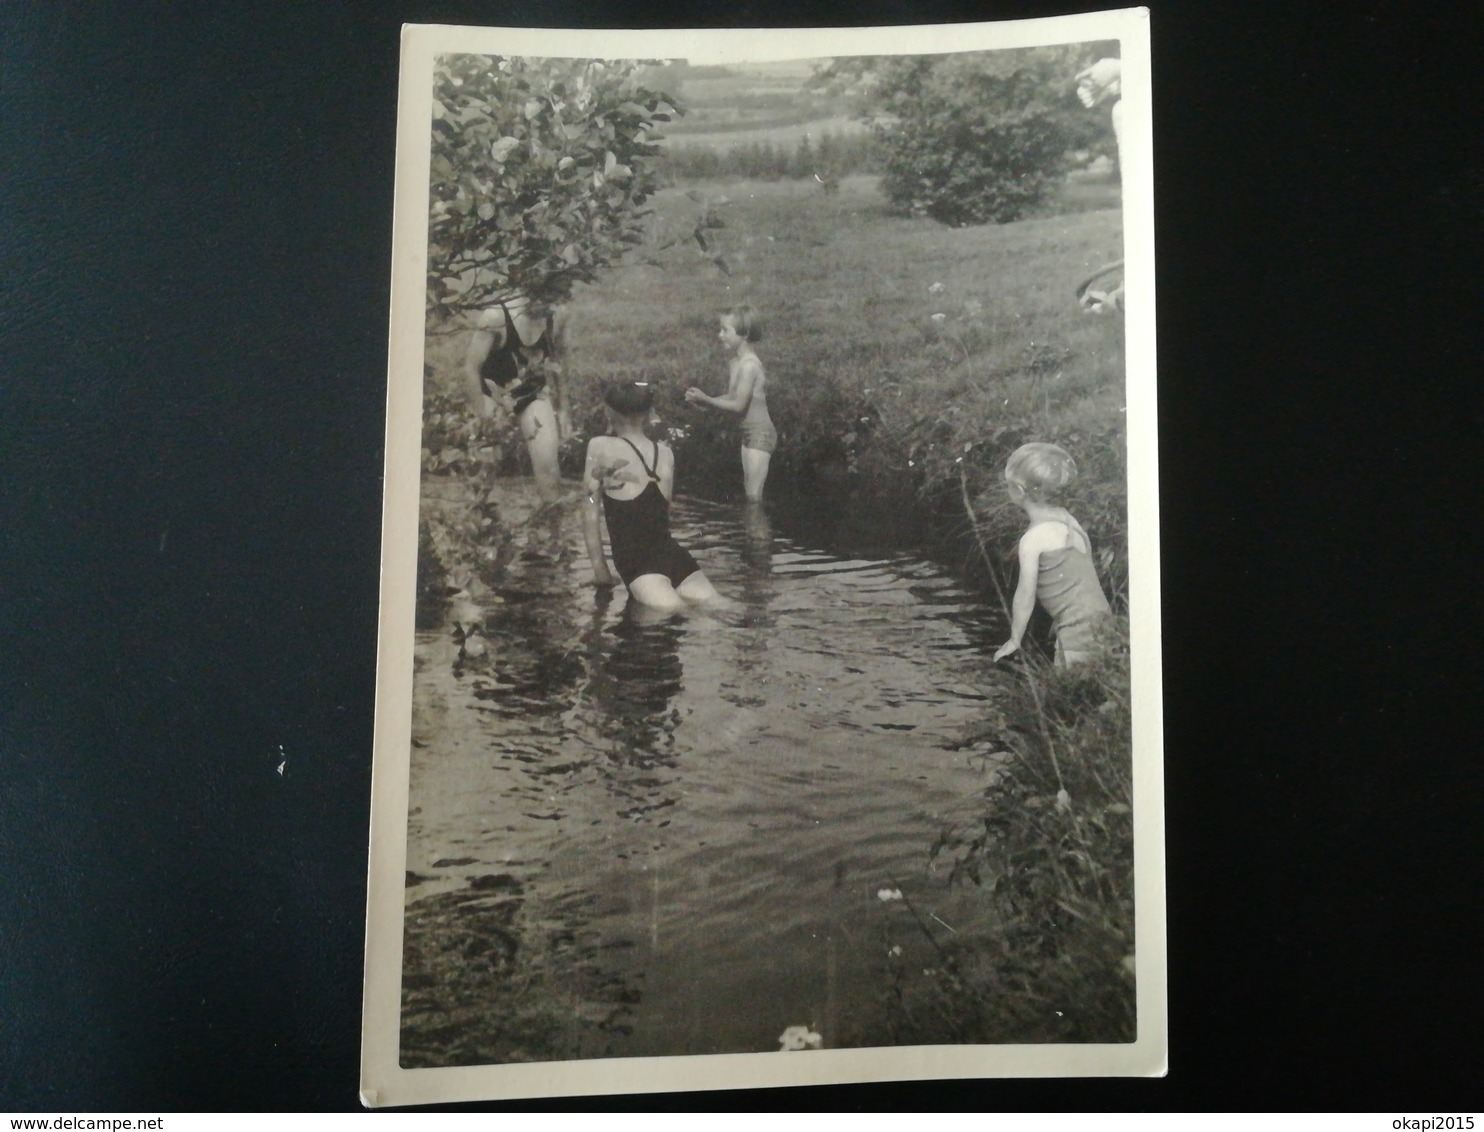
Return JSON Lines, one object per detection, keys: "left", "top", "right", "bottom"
{"left": 741, "top": 418, "right": 778, "bottom": 454}
{"left": 601, "top": 437, "right": 700, "bottom": 588}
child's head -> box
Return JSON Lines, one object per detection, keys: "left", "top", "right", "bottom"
{"left": 1004, "top": 442, "right": 1078, "bottom": 504}
{"left": 602, "top": 379, "right": 654, "bottom": 420}
{"left": 719, "top": 304, "right": 762, "bottom": 343}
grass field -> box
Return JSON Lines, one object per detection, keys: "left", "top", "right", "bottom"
{"left": 653, "top": 58, "right": 870, "bottom": 162}
{"left": 663, "top": 114, "right": 868, "bottom": 153}
{"left": 656, "top": 58, "right": 840, "bottom": 135}
{"left": 563, "top": 174, "right": 1126, "bottom": 585}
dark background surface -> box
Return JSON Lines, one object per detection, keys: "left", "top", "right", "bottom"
{"left": 2, "top": 0, "right": 1481, "bottom": 1112}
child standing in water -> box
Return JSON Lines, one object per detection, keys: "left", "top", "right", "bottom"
{"left": 583, "top": 381, "right": 723, "bottom": 613}
{"left": 993, "top": 442, "right": 1112, "bottom": 667}
{"left": 685, "top": 304, "right": 775, "bottom": 502}
{"left": 462, "top": 297, "right": 569, "bottom": 504}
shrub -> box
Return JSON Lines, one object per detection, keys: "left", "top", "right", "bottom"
{"left": 427, "top": 55, "right": 683, "bottom": 314}
{"left": 816, "top": 48, "right": 1110, "bottom": 226}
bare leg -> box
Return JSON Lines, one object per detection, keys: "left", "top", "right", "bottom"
{"left": 520, "top": 398, "right": 562, "bottom": 503}
{"left": 676, "top": 570, "right": 723, "bottom": 605}
{"left": 741, "top": 446, "right": 772, "bottom": 503}
{"left": 625, "top": 597, "right": 681, "bottom": 626}
{"left": 742, "top": 501, "right": 773, "bottom": 574}
{"left": 627, "top": 573, "right": 688, "bottom": 613}
{"left": 677, "top": 571, "right": 747, "bottom": 624}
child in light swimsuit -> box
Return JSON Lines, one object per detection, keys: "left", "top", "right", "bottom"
{"left": 582, "top": 381, "right": 723, "bottom": 613}
{"left": 685, "top": 304, "right": 775, "bottom": 502}
{"left": 992, "top": 442, "right": 1112, "bottom": 667}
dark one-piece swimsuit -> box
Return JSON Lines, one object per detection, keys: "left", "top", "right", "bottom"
{"left": 479, "top": 304, "right": 552, "bottom": 417}
{"left": 602, "top": 437, "right": 700, "bottom": 589}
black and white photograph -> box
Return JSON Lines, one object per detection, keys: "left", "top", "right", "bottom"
{"left": 14, "top": 0, "right": 1484, "bottom": 1114}
{"left": 362, "top": 12, "right": 1161, "bottom": 1105}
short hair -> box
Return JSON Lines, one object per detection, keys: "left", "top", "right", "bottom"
{"left": 602, "top": 379, "right": 654, "bottom": 416}
{"left": 1004, "top": 442, "right": 1078, "bottom": 503}
{"left": 721, "top": 304, "right": 762, "bottom": 343}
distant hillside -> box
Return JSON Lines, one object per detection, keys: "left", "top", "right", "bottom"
{"left": 645, "top": 58, "right": 869, "bottom": 152}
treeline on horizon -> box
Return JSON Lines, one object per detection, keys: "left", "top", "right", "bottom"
{"left": 664, "top": 130, "right": 881, "bottom": 183}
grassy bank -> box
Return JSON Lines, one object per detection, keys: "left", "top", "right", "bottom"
{"left": 887, "top": 631, "right": 1134, "bottom": 1044}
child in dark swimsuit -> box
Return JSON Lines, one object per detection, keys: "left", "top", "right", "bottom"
{"left": 993, "top": 442, "right": 1113, "bottom": 667}
{"left": 582, "top": 381, "right": 723, "bottom": 612}
{"left": 463, "top": 297, "right": 569, "bottom": 503}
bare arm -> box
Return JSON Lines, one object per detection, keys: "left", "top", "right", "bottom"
{"left": 657, "top": 444, "right": 675, "bottom": 502}
{"left": 462, "top": 327, "right": 497, "bottom": 418}
{"left": 547, "top": 363, "right": 570, "bottom": 438}
{"left": 547, "top": 306, "right": 572, "bottom": 439}
{"left": 994, "top": 531, "right": 1047, "bottom": 660}
{"left": 686, "top": 359, "right": 758, "bottom": 414}
{"left": 581, "top": 442, "right": 618, "bottom": 586}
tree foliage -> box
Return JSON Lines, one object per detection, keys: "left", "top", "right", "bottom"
{"left": 427, "top": 55, "right": 683, "bottom": 314}
{"left": 816, "top": 47, "right": 1110, "bottom": 226}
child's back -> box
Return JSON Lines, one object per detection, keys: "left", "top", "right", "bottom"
{"left": 995, "top": 443, "right": 1112, "bottom": 667}
{"left": 582, "top": 381, "right": 722, "bottom": 612}
{"left": 1027, "top": 516, "right": 1111, "bottom": 660}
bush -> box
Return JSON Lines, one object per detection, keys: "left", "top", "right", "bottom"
{"left": 817, "top": 48, "right": 1110, "bottom": 226}
{"left": 427, "top": 55, "right": 683, "bottom": 314}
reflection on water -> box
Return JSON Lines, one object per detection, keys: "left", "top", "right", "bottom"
{"left": 402, "top": 487, "right": 1004, "bottom": 1065}
{"left": 577, "top": 595, "right": 686, "bottom": 819}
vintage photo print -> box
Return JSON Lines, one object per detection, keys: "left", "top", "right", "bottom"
{"left": 363, "top": 11, "right": 1162, "bottom": 1105}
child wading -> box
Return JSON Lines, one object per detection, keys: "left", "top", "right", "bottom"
{"left": 993, "top": 442, "right": 1112, "bottom": 667}
{"left": 582, "top": 381, "right": 723, "bottom": 613}
{"left": 462, "top": 296, "right": 569, "bottom": 504}
{"left": 685, "top": 304, "right": 775, "bottom": 502}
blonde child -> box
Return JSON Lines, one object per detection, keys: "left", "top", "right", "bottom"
{"left": 685, "top": 304, "right": 775, "bottom": 502}
{"left": 992, "top": 442, "right": 1112, "bottom": 667}
{"left": 582, "top": 380, "right": 723, "bottom": 613}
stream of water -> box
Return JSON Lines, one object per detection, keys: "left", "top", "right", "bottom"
{"left": 401, "top": 483, "right": 1008, "bottom": 1064}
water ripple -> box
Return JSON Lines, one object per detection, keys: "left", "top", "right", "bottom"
{"left": 404, "top": 486, "right": 1002, "bottom": 1062}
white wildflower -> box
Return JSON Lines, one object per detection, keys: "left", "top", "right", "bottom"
{"left": 778, "top": 1025, "right": 823, "bottom": 1051}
